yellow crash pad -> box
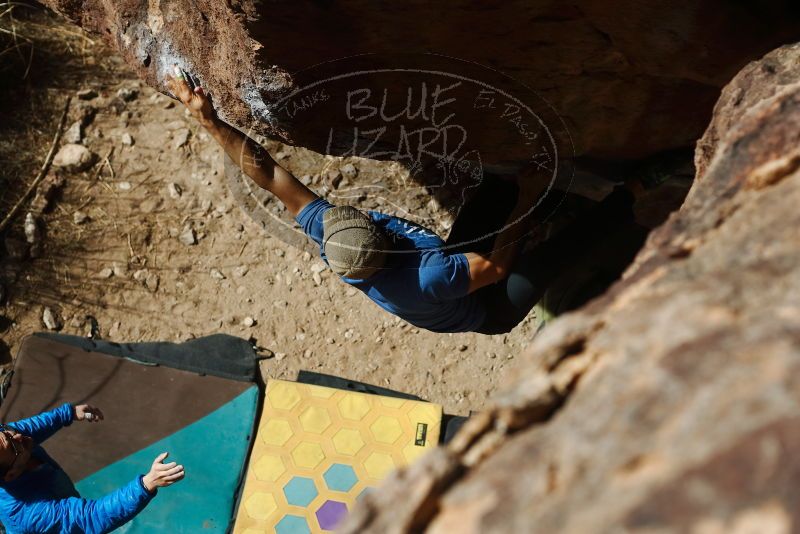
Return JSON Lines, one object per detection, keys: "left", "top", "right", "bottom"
{"left": 233, "top": 379, "right": 442, "bottom": 533}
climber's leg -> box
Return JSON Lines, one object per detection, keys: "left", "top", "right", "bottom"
{"left": 476, "top": 185, "right": 638, "bottom": 334}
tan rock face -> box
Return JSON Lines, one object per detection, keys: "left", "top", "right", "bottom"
{"left": 338, "top": 43, "right": 800, "bottom": 533}
{"left": 39, "top": 0, "right": 800, "bottom": 161}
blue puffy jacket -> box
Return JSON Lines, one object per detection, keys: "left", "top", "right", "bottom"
{"left": 0, "top": 404, "right": 154, "bottom": 533}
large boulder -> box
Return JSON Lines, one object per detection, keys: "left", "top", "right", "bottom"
{"left": 40, "top": 1, "right": 800, "bottom": 162}
{"left": 339, "top": 43, "right": 800, "bottom": 533}
{"left": 39, "top": 1, "right": 800, "bottom": 253}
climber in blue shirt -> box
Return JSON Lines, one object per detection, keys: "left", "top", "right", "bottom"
{"left": 0, "top": 403, "right": 184, "bottom": 534}
{"left": 169, "top": 68, "right": 641, "bottom": 334}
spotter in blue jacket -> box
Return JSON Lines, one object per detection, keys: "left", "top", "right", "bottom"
{"left": 0, "top": 403, "right": 154, "bottom": 534}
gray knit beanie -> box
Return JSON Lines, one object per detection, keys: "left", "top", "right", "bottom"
{"left": 322, "top": 206, "right": 389, "bottom": 279}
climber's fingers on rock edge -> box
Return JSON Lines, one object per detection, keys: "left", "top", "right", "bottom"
{"left": 167, "top": 66, "right": 193, "bottom": 105}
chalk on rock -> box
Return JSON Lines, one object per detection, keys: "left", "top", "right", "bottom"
{"left": 241, "top": 316, "right": 256, "bottom": 327}
{"left": 275, "top": 352, "right": 287, "bottom": 361}
{"left": 121, "top": 132, "right": 134, "bottom": 146}
{"left": 97, "top": 267, "right": 113, "bottom": 279}
{"left": 73, "top": 211, "right": 89, "bottom": 225}
{"left": 42, "top": 307, "right": 62, "bottom": 331}
{"left": 117, "top": 182, "right": 132, "bottom": 191}
{"left": 210, "top": 269, "right": 226, "bottom": 280}
{"left": 53, "top": 144, "right": 95, "bottom": 172}
{"left": 234, "top": 266, "right": 249, "bottom": 278}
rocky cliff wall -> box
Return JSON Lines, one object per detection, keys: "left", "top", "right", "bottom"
{"left": 41, "top": 0, "right": 800, "bottom": 162}
{"left": 340, "top": 43, "right": 800, "bottom": 533}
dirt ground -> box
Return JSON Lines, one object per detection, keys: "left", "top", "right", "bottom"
{"left": 0, "top": 7, "right": 543, "bottom": 416}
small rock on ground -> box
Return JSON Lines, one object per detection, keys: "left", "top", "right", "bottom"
{"left": 42, "top": 307, "right": 62, "bottom": 331}
{"left": 112, "top": 263, "right": 128, "bottom": 277}
{"left": 341, "top": 163, "right": 358, "bottom": 180}
{"left": 63, "top": 121, "right": 83, "bottom": 144}
{"left": 145, "top": 273, "right": 159, "bottom": 292}
{"left": 173, "top": 128, "right": 191, "bottom": 149}
{"left": 52, "top": 144, "right": 95, "bottom": 172}
{"left": 116, "top": 87, "right": 138, "bottom": 102}
{"left": 24, "top": 213, "right": 40, "bottom": 245}
{"left": 179, "top": 228, "right": 197, "bottom": 246}
{"left": 73, "top": 211, "right": 89, "bottom": 224}
{"left": 167, "top": 183, "right": 182, "bottom": 199}
{"left": 76, "top": 88, "right": 98, "bottom": 100}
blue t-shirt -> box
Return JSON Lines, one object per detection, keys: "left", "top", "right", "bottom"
{"left": 296, "top": 198, "right": 486, "bottom": 333}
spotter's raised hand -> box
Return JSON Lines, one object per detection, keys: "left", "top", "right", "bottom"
{"left": 166, "top": 65, "right": 215, "bottom": 126}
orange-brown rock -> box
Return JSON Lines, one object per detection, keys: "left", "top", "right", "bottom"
{"left": 340, "top": 42, "right": 800, "bottom": 534}
{"left": 39, "top": 1, "right": 800, "bottom": 162}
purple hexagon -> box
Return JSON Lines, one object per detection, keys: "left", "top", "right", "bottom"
{"left": 315, "top": 499, "right": 348, "bottom": 531}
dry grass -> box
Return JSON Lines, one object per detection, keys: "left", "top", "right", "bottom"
{"left": 0, "top": 2, "right": 117, "bottom": 229}
{"left": 0, "top": 2, "right": 35, "bottom": 79}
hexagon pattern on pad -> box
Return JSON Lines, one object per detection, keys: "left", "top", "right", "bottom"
{"left": 233, "top": 379, "right": 442, "bottom": 532}
{"left": 323, "top": 464, "right": 358, "bottom": 492}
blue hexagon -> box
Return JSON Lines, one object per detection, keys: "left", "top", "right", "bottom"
{"left": 275, "top": 514, "right": 311, "bottom": 534}
{"left": 323, "top": 463, "right": 358, "bottom": 492}
{"left": 283, "top": 476, "right": 318, "bottom": 507}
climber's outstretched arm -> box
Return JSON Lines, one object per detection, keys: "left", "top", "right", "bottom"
{"left": 166, "top": 68, "right": 318, "bottom": 217}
